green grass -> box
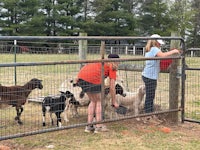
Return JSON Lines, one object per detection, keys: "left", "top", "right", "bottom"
{"left": 0, "top": 53, "right": 79, "bottom": 63}
{"left": 1, "top": 120, "right": 200, "bottom": 150}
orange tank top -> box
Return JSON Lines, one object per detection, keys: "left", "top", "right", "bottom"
{"left": 77, "top": 63, "right": 116, "bottom": 84}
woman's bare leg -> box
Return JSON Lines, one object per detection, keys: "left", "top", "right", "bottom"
{"left": 87, "top": 98, "right": 96, "bottom": 124}
{"left": 87, "top": 93, "right": 102, "bottom": 127}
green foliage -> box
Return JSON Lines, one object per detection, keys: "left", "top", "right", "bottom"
{"left": 137, "top": 0, "right": 171, "bottom": 35}
{"left": 0, "top": 0, "right": 199, "bottom": 47}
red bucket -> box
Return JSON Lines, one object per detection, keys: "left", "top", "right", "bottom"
{"left": 160, "top": 59, "right": 172, "bottom": 71}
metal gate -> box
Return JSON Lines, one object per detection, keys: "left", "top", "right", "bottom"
{"left": 183, "top": 48, "right": 200, "bottom": 123}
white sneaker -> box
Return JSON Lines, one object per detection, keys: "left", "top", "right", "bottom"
{"left": 84, "top": 125, "right": 95, "bottom": 133}
{"left": 94, "top": 125, "right": 109, "bottom": 133}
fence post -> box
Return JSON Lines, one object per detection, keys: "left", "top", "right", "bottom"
{"left": 14, "top": 40, "right": 17, "bottom": 85}
{"left": 142, "top": 47, "right": 145, "bottom": 56}
{"left": 78, "top": 33, "right": 87, "bottom": 68}
{"left": 133, "top": 46, "right": 136, "bottom": 55}
{"left": 125, "top": 46, "right": 128, "bottom": 55}
{"left": 110, "top": 46, "right": 113, "bottom": 54}
{"left": 100, "top": 41, "right": 105, "bottom": 119}
{"left": 191, "top": 50, "right": 193, "bottom": 57}
{"left": 169, "top": 32, "right": 181, "bottom": 124}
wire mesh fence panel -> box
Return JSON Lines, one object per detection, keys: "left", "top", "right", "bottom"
{"left": 0, "top": 59, "right": 181, "bottom": 140}
{"left": 184, "top": 56, "right": 200, "bottom": 123}
{"left": 0, "top": 36, "right": 184, "bottom": 140}
{"left": 0, "top": 63, "right": 86, "bottom": 139}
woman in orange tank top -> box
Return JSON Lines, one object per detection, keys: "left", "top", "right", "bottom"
{"left": 77, "top": 54, "right": 120, "bottom": 133}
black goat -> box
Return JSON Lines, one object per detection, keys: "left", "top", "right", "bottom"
{"left": 42, "top": 91, "right": 79, "bottom": 127}
{"left": 0, "top": 78, "right": 43, "bottom": 125}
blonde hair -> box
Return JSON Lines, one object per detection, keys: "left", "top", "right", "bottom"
{"left": 108, "top": 62, "right": 118, "bottom": 71}
{"left": 145, "top": 40, "right": 158, "bottom": 52}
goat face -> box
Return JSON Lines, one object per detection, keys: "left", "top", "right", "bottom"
{"left": 29, "top": 78, "right": 43, "bottom": 89}
{"left": 65, "top": 90, "right": 74, "bottom": 98}
{"left": 115, "top": 84, "right": 126, "bottom": 97}
{"left": 104, "top": 83, "right": 126, "bottom": 97}
{"left": 138, "top": 85, "right": 146, "bottom": 95}
{"left": 65, "top": 91, "right": 80, "bottom": 106}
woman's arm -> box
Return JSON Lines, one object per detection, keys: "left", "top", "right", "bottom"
{"left": 110, "top": 78, "right": 119, "bottom": 108}
{"left": 157, "top": 49, "right": 180, "bottom": 57}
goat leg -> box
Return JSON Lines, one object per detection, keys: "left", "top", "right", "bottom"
{"left": 50, "top": 112, "right": 54, "bottom": 126}
{"left": 42, "top": 111, "right": 46, "bottom": 126}
{"left": 15, "top": 106, "right": 23, "bottom": 125}
{"left": 63, "top": 105, "right": 69, "bottom": 122}
{"left": 55, "top": 112, "right": 62, "bottom": 127}
{"left": 72, "top": 105, "right": 79, "bottom": 117}
{"left": 74, "top": 106, "right": 79, "bottom": 117}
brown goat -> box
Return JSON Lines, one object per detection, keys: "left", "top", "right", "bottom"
{"left": 0, "top": 78, "right": 43, "bottom": 125}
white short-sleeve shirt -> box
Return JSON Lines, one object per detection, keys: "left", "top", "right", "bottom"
{"left": 142, "top": 47, "right": 161, "bottom": 80}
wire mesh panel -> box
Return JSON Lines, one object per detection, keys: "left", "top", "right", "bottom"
{"left": 0, "top": 36, "right": 184, "bottom": 140}
{"left": 184, "top": 55, "right": 200, "bottom": 123}
{"left": 0, "top": 59, "right": 181, "bottom": 140}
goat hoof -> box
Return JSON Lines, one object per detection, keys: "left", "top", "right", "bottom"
{"left": 18, "top": 121, "right": 23, "bottom": 125}
{"left": 56, "top": 125, "right": 62, "bottom": 128}
{"left": 58, "top": 122, "right": 62, "bottom": 127}
{"left": 15, "top": 116, "right": 19, "bottom": 120}
{"left": 64, "top": 119, "right": 69, "bottom": 122}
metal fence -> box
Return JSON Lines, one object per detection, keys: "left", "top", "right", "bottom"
{"left": 183, "top": 50, "right": 200, "bottom": 123}
{"left": 0, "top": 36, "right": 186, "bottom": 140}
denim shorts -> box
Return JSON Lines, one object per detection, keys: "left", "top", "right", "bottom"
{"left": 77, "top": 79, "right": 101, "bottom": 93}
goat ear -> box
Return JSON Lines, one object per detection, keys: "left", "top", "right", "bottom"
{"left": 59, "top": 91, "right": 65, "bottom": 94}
{"left": 65, "top": 91, "right": 72, "bottom": 95}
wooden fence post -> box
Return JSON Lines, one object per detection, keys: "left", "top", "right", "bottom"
{"left": 168, "top": 32, "right": 181, "bottom": 124}
{"left": 78, "top": 33, "right": 87, "bottom": 68}
{"left": 100, "top": 41, "right": 105, "bottom": 119}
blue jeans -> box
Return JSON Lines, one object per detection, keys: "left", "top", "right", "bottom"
{"left": 142, "top": 76, "right": 157, "bottom": 113}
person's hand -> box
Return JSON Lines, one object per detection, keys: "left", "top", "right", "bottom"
{"left": 172, "top": 49, "right": 182, "bottom": 55}
{"left": 174, "top": 49, "right": 180, "bottom": 53}
{"left": 178, "top": 49, "right": 183, "bottom": 54}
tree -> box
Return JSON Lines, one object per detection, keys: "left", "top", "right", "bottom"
{"left": 136, "top": 0, "right": 171, "bottom": 36}
{"left": 81, "top": 0, "right": 137, "bottom": 36}
{"left": 35, "top": 0, "right": 83, "bottom": 36}
{"left": 169, "top": 0, "right": 194, "bottom": 39}
{"left": 0, "top": 0, "right": 40, "bottom": 35}
{"left": 0, "top": 0, "right": 83, "bottom": 36}
{"left": 187, "top": 0, "right": 200, "bottom": 47}
{"left": 0, "top": 0, "right": 198, "bottom": 49}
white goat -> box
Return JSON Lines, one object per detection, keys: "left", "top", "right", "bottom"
{"left": 106, "top": 85, "right": 145, "bottom": 119}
